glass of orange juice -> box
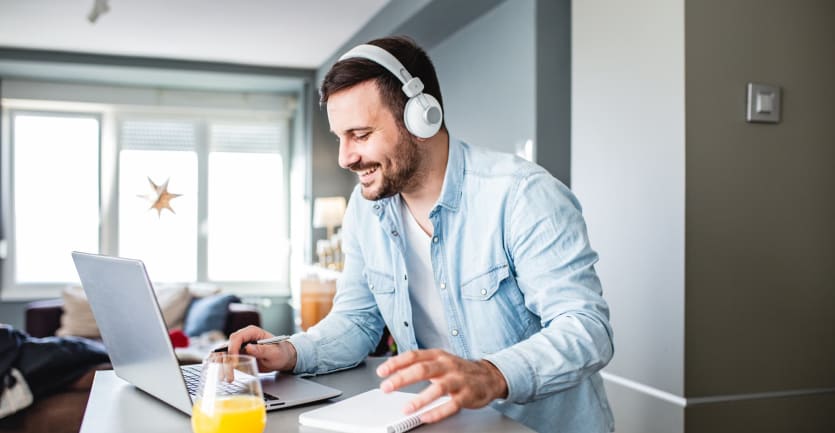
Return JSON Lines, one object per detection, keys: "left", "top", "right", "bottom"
{"left": 191, "top": 353, "right": 266, "bottom": 433}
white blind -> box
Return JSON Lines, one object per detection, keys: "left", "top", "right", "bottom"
{"left": 120, "top": 120, "right": 196, "bottom": 151}
{"left": 210, "top": 123, "right": 282, "bottom": 153}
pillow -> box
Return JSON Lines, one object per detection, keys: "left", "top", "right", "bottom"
{"left": 56, "top": 284, "right": 193, "bottom": 338}
{"left": 183, "top": 294, "right": 241, "bottom": 337}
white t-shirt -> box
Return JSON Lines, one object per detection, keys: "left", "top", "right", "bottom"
{"left": 399, "top": 197, "right": 451, "bottom": 352}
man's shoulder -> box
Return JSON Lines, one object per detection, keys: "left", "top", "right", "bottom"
{"left": 460, "top": 141, "right": 548, "bottom": 180}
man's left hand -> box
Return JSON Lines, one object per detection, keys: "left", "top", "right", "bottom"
{"left": 376, "top": 349, "right": 508, "bottom": 423}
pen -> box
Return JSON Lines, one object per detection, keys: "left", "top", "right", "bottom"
{"left": 212, "top": 335, "right": 292, "bottom": 353}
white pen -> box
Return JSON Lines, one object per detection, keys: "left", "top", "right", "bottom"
{"left": 213, "top": 335, "right": 291, "bottom": 353}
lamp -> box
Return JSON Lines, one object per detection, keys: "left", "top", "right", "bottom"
{"left": 312, "top": 196, "right": 347, "bottom": 240}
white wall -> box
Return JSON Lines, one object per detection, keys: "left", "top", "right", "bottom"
{"left": 429, "top": 0, "right": 535, "bottom": 155}
{"left": 572, "top": 0, "right": 686, "bottom": 405}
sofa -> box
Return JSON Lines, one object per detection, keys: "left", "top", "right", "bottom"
{"left": 0, "top": 298, "right": 260, "bottom": 433}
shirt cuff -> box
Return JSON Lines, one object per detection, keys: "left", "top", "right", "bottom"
{"left": 289, "top": 332, "right": 317, "bottom": 375}
{"left": 483, "top": 347, "right": 536, "bottom": 403}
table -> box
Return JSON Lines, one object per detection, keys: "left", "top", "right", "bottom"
{"left": 79, "top": 357, "right": 535, "bottom": 433}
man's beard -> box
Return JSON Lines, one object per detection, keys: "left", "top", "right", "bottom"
{"left": 352, "top": 130, "right": 423, "bottom": 201}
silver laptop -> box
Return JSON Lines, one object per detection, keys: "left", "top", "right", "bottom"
{"left": 71, "top": 251, "right": 341, "bottom": 415}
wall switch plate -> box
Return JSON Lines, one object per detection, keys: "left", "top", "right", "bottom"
{"left": 746, "top": 82, "right": 781, "bottom": 123}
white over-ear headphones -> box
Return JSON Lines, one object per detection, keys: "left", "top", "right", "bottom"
{"left": 339, "top": 44, "right": 443, "bottom": 139}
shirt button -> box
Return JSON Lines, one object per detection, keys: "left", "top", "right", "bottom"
{"left": 369, "top": 284, "right": 374, "bottom": 290}
{"left": 480, "top": 288, "right": 487, "bottom": 296}
{"left": 403, "top": 321, "right": 409, "bottom": 327}
{"left": 373, "top": 204, "right": 380, "bottom": 210}
{"left": 440, "top": 283, "right": 446, "bottom": 290}
{"left": 451, "top": 329, "right": 459, "bottom": 336}
{"left": 391, "top": 230, "right": 399, "bottom": 237}
{"left": 432, "top": 236, "right": 439, "bottom": 243}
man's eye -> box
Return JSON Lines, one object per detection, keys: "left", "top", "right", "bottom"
{"left": 355, "top": 133, "right": 370, "bottom": 141}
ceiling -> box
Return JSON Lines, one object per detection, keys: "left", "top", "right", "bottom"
{"left": 0, "top": 0, "right": 390, "bottom": 69}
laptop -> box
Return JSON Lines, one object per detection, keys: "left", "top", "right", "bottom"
{"left": 71, "top": 251, "right": 342, "bottom": 415}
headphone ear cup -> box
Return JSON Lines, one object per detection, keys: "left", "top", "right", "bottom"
{"left": 404, "top": 93, "right": 443, "bottom": 138}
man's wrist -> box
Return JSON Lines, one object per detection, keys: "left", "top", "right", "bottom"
{"left": 280, "top": 341, "right": 298, "bottom": 372}
{"left": 478, "top": 359, "right": 508, "bottom": 400}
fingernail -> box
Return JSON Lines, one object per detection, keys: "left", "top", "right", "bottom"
{"left": 376, "top": 366, "right": 387, "bottom": 377}
{"left": 380, "top": 381, "right": 393, "bottom": 393}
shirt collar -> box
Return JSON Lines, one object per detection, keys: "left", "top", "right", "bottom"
{"left": 434, "top": 136, "right": 464, "bottom": 212}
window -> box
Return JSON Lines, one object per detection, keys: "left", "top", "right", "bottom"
{"left": 2, "top": 91, "right": 292, "bottom": 299}
{"left": 8, "top": 112, "right": 100, "bottom": 285}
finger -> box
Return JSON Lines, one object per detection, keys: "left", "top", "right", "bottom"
{"left": 243, "top": 342, "right": 284, "bottom": 372}
{"left": 380, "top": 360, "right": 445, "bottom": 393}
{"left": 377, "top": 349, "right": 442, "bottom": 377}
{"left": 419, "top": 400, "right": 460, "bottom": 424}
{"left": 227, "top": 326, "right": 272, "bottom": 355}
{"left": 403, "top": 382, "right": 446, "bottom": 415}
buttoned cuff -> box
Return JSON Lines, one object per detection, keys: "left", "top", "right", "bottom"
{"left": 483, "top": 347, "right": 536, "bottom": 403}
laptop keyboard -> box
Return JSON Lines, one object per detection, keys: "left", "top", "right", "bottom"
{"left": 181, "top": 365, "right": 282, "bottom": 402}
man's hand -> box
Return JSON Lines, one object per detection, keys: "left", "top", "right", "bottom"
{"left": 376, "top": 349, "right": 508, "bottom": 423}
{"left": 226, "top": 325, "right": 297, "bottom": 372}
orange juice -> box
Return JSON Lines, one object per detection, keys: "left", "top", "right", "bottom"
{"left": 191, "top": 395, "right": 266, "bottom": 433}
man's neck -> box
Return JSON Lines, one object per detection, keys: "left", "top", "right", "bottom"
{"left": 400, "top": 130, "right": 449, "bottom": 235}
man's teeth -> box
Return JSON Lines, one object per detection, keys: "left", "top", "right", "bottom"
{"left": 362, "top": 167, "right": 377, "bottom": 176}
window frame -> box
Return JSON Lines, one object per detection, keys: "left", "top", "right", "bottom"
{"left": 1, "top": 104, "right": 292, "bottom": 300}
{"left": 2, "top": 109, "right": 103, "bottom": 299}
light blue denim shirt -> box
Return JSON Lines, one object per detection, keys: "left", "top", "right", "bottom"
{"left": 290, "top": 138, "right": 615, "bottom": 433}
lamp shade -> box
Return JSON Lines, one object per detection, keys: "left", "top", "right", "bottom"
{"left": 312, "top": 196, "right": 347, "bottom": 229}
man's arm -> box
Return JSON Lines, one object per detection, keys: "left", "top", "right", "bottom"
{"left": 483, "top": 171, "right": 614, "bottom": 403}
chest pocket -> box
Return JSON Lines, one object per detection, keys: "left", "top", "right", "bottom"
{"left": 364, "top": 269, "right": 396, "bottom": 294}
{"left": 460, "top": 263, "right": 532, "bottom": 355}
{"left": 461, "top": 264, "right": 510, "bottom": 300}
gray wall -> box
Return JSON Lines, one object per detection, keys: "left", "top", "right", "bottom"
{"left": 430, "top": 0, "right": 535, "bottom": 155}
{"left": 573, "top": 0, "right": 687, "bottom": 399}
{"left": 574, "top": 0, "right": 835, "bottom": 431}
{"left": 684, "top": 0, "right": 835, "bottom": 429}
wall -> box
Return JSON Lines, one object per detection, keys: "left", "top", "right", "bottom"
{"left": 574, "top": 0, "right": 835, "bottom": 431}
{"left": 684, "top": 0, "right": 835, "bottom": 430}
{"left": 573, "top": 0, "right": 686, "bottom": 432}
{"left": 430, "top": 0, "right": 535, "bottom": 155}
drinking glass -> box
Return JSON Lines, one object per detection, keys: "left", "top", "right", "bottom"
{"left": 191, "top": 353, "right": 266, "bottom": 433}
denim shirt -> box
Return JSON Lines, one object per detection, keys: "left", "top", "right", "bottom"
{"left": 290, "top": 138, "right": 615, "bottom": 433}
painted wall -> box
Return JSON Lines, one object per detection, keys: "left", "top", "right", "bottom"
{"left": 429, "top": 0, "right": 535, "bottom": 156}
{"left": 573, "top": 0, "right": 687, "bottom": 395}
{"left": 574, "top": 0, "right": 835, "bottom": 431}
{"left": 684, "top": 0, "right": 835, "bottom": 430}
{"left": 573, "top": 0, "right": 686, "bottom": 431}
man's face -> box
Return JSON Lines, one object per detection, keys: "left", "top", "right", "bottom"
{"left": 327, "top": 80, "right": 422, "bottom": 201}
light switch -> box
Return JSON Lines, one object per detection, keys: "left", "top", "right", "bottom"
{"left": 747, "top": 82, "right": 781, "bottom": 123}
{"left": 755, "top": 92, "right": 774, "bottom": 113}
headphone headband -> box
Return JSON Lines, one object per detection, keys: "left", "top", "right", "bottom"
{"left": 337, "top": 43, "right": 443, "bottom": 138}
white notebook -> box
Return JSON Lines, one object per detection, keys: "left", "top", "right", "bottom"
{"left": 298, "top": 389, "right": 450, "bottom": 433}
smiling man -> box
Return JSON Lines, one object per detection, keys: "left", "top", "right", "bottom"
{"left": 228, "top": 36, "right": 615, "bottom": 433}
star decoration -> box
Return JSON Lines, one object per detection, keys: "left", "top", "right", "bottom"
{"left": 137, "top": 177, "right": 182, "bottom": 217}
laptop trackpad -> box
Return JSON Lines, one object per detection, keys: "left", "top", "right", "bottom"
{"left": 259, "top": 373, "right": 341, "bottom": 408}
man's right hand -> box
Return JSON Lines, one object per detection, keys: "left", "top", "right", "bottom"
{"left": 226, "top": 325, "right": 298, "bottom": 373}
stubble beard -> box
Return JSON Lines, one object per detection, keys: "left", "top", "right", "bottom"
{"left": 358, "top": 130, "right": 424, "bottom": 201}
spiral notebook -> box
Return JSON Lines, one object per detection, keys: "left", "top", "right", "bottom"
{"left": 298, "top": 389, "right": 450, "bottom": 433}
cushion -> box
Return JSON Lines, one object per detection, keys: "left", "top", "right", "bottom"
{"left": 183, "top": 294, "right": 241, "bottom": 337}
{"left": 56, "top": 284, "right": 192, "bottom": 338}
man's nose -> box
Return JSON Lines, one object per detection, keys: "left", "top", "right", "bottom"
{"left": 338, "top": 140, "right": 360, "bottom": 169}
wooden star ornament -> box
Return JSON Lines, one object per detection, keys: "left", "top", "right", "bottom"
{"left": 138, "top": 177, "right": 182, "bottom": 217}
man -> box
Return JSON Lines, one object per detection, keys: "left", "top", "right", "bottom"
{"left": 229, "top": 36, "right": 614, "bottom": 433}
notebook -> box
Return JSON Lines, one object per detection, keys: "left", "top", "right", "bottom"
{"left": 71, "top": 251, "right": 342, "bottom": 415}
{"left": 299, "top": 388, "right": 450, "bottom": 433}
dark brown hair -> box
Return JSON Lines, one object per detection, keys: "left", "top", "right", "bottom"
{"left": 320, "top": 36, "right": 445, "bottom": 132}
